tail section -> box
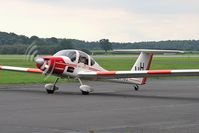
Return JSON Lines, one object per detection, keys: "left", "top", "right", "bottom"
{"left": 113, "top": 49, "right": 184, "bottom": 85}
{"left": 130, "top": 52, "right": 153, "bottom": 85}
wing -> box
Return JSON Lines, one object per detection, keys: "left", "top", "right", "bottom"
{"left": 78, "top": 69, "right": 199, "bottom": 79}
{"left": 113, "top": 49, "right": 184, "bottom": 54}
{"left": 0, "top": 65, "right": 42, "bottom": 74}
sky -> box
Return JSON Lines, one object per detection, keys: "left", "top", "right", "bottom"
{"left": 0, "top": 0, "right": 199, "bottom": 42}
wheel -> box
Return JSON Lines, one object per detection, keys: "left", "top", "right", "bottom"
{"left": 81, "top": 91, "right": 90, "bottom": 95}
{"left": 46, "top": 89, "right": 55, "bottom": 94}
{"left": 45, "top": 84, "right": 59, "bottom": 94}
{"left": 134, "top": 85, "right": 139, "bottom": 91}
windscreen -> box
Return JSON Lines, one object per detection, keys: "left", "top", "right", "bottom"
{"left": 54, "top": 50, "right": 76, "bottom": 62}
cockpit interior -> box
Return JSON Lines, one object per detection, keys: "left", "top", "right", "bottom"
{"left": 54, "top": 50, "right": 95, "bottom": 66}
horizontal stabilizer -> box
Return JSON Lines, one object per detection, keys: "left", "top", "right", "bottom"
{"left": 113, "top": 49, "right": 184, "bottom": 54}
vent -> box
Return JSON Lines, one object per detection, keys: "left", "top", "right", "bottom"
{"left": 67, "top": 67, "right": 74, "bottom": 73}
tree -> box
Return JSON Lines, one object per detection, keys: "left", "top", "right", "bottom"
{"left": 59, "top": 39, "right": 73, "bottom": 49}
{"left": 81, "top": 49, "right": 91, "bottom": 55}
{"left": 48, "top": 37, "right": 58, "bottom": 45}
{"left": 30, "top": 36, "right": 39, "bottom": 43}
{"left": 99, "top": 39, "right": 112, "bottom": 53}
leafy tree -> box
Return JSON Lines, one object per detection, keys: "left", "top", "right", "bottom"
{"left": 32, "top": 39, "right": 47, "bottom": 46}
{"left": 0, "top": 31, "right": 199, "bottom": 54}
{"left": 30, "top": 36, "right": 39, "bottom": 43}
{"left": 81, "top": 49, "right": 91, "bottom": 55}
{"left": 99, "top": 39, "right": 112, "bottom": 53}
{"left": 48, "top": 37, "right": 58, "bottom": 45}
{"left": 60, "top": 39, "right": 73, "bottom": 49}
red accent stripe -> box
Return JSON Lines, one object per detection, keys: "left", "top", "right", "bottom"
{"left": 27, "top": 69, "right": 43, "bottom": 73}
{"left": 148, "top": 70, "right": 171, "bottom": 75}
{"left": 147, "top": 54, "right": 153, "bottom": 70}
{"left": 97, "top": 71, "right": 116, "bottom": 76}
{"left": 142, "top": 54, "right": 153, "bottom": 84}
{"left": 54, "top": 62, "right": 77, "bottom": 68}
{"left": 89, "top": 67, "right": 100, "bottom": 71}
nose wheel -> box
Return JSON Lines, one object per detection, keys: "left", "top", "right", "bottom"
{"left": 45, "top": 78, "right": 59, "bottom": 94}
{"left": 46, "top": 87, "right": 57, "bottom": 94}
{"left": 81, "top": 90, "right": 90, "bottom": 95}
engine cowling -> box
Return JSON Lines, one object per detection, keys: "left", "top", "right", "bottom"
{"left": 35, "top": 56, "right": 66, "bottom": 75}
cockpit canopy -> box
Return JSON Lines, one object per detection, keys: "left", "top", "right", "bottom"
{"left": 54, "top": 50, "right": 76, "bottom": 62}
{"left": 54, "top": 50, "right": 95, "bottom": 66}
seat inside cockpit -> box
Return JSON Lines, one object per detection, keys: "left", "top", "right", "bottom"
{"left": 54, "top": 50, "right": 95, "bottom": 66}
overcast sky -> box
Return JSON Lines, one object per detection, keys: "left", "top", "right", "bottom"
{"left": 0, "top": 0, "right": 198, "bottom": 42}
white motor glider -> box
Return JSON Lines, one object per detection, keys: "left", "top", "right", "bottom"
{"left": 1, "top": 49, "right": 199, "bottom": 95}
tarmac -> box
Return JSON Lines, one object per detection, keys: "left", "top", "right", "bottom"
{"left": 0, "top": 79, "right": 199, "bottom": 133}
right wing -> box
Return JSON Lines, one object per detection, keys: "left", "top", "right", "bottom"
{"left": 0, "top": 65, "right": 43, "bottom": 74}
{"left": 78, "top": 69, "right": 199, "bottom": 79}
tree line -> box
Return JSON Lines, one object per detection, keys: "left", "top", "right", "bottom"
{"left": 0, "top": 31, "right": 198, "bottom": 54}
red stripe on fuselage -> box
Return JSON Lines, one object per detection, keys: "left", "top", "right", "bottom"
{"left": 148, "top": 70, "right": 171, "bottom": 75}
{"left": 56, "top": 62, "right": 77, "bottom": 68}
{"left": 55, "top": 62, "right": 100, "bottom": 72}
{"left": 88, "top": 67, "right": 100, "bottom": 71}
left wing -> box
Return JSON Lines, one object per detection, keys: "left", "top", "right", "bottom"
{"left": 0, "top": 65, "right": 43, "bottom": 74}
{"left": 78, "top": 69, "right": 199, "bottom": 79}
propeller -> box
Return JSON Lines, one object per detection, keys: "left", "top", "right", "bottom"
{"left": 25, "top": 44, "right": 65, "bottom": 80}
{"left": 24, "top": 43, "right": 57, "bottom": 81}
{"left": 24, "top": 43, "right": 39, "bottom": 62}
{"left": 35, "top": 57, "right": 56, "bottom": 80}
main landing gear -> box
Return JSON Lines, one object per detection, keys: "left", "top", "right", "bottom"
{"left": 45, "top": 78, "right": 59, "bottom": 94}
{"left": 78, "top": 78, "right": 93, "bottom": 95}
{"left": 134, "top": 84, "right": 139, "bottom": 91}
{"left": 44, "top": 77, "right": 92, "bottom": 95}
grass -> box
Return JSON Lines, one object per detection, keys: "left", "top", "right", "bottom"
{"left": 0, "top": 55, "right": 199, "bottom": 84}
{"left": 0, "top": 56, "right": 70, "bottom": 84}
{"left": 96, "top": 57, "right": 199, "bottom": 70}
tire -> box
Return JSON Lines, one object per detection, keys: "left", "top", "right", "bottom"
{"left": 134, "top": 85, "right": 139, "bottom": 91}
{"left": 46, "top": 89, "right": 55, "bottom": 94}
{"left": 81, "top": 91, "right": 90, "bottom": 95}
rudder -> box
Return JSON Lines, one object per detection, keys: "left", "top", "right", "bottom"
{"left": 130, "top": 52, "right": 153, "bottom": 85}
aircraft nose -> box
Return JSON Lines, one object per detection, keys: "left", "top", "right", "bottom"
{"left": 35, "top": 57, "right": 44, "bottom": 65}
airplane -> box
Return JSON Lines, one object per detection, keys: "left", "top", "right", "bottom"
{"left": 1, "top": 49, "right": 199, "bottom": 95}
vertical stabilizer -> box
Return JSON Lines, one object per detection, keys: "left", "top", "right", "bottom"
{"left": 113, "top": 49, "right": 183, "bottom": 85}
{"left": 130, "top": 52, "right": 153, "bottom": 84}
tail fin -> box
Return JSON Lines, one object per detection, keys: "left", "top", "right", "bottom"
{"left": 130, "top": 52, "right": 153, "bottom": 85}
{"left": 114, "top": 49, "right": 184, "bottom": 85}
